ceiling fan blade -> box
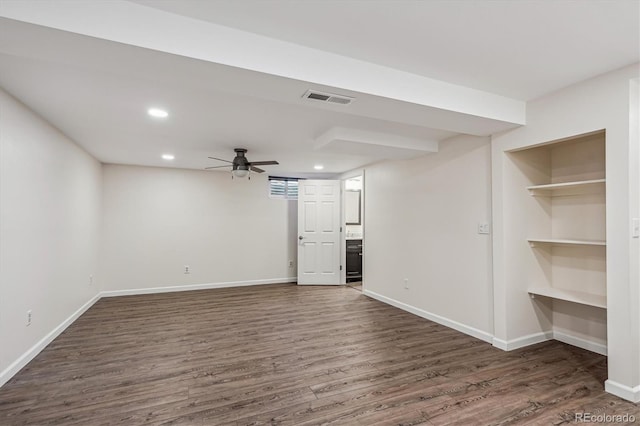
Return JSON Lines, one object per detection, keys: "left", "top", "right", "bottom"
{"left": 207, "top": 156, "right": 233, "bottom": 163}
{"left": 250, "top": 166, "right": 265, "bottom": 173}
{"left": 205, "top": 165, "right": 232, "bottom": 169}
{"left": 248, "top": 160, "right": 279, "bottom": 166}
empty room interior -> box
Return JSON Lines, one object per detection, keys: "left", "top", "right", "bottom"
{"left": 1, "top": 0, "right": 640, "bottom": 424}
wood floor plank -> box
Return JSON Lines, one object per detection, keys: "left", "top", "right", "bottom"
{"left": 232, "top": 374, "right": 458, "bottom": 426}
{"left": 1, "top": 283, "right": 638, "bottom": 425}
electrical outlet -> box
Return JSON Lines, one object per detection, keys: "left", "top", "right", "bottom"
{"left": 184, "top": 265, "right": 190, "bottom": 274}
{"left": 288, "top": 260, "right": 294, "bottom": 268}
{"left": 404, "top": 278, "right": 409, "bottom": 289}
{"left": 26, "top": 310, "right": 32, "bottom": 326}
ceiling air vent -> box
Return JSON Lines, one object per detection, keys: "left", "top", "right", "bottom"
{"left": 303, "top": 90, "right": 354, "bottom": 105}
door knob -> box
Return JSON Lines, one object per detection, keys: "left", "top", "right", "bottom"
{"left": 298, "top": 236, "right": 304, "bottom": 240}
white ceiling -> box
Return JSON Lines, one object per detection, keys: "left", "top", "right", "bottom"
{"left": 0, "top": 0, "right": 638, "bottom": 176}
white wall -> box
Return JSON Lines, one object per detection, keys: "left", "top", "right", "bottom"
{"left": 0, "top": 88, "right": 102, "bottom": 384}
{"left": 100, "top": 165, "right": 296, "bottom": 293}
{"left": 362, "top": 135, "right": 494, "bottom": 341}
{"left": 492, "top": 63, "right": 640, "bottom": 401}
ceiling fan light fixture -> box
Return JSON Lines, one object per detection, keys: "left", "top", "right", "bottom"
{"left": 232, "top": 168, "right": 250, "bottom": 178}
{"left": 207, "top": 148, "right": 278, "bottom": 178}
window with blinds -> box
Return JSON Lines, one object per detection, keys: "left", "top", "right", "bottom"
{"left": 268, "top": 176, "right": 300, "bottom": 200}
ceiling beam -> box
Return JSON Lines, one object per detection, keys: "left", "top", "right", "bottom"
{"left": 0, "top": 0, "right": 526, "bottom": 135}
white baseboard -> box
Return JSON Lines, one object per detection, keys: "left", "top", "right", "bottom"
{"left": 605, "top": 380, "right": 640, "bottom": 403}
{"left": 100, "top": 277, "right": 297, "bottom": 297}
{"left": 553, "top": 330, "right": 607, "bottom": 356}
{"left": 363, "top": 289, "right": 494, "bottom": 344}
{"left": 492, "top": 331, "right": 553, "bottom": 351}
{"left": 0, "top": 292, "right": 101, "bottom": 388}
{"left": 362, "top": 291, "right": 607, "bottom": 357}
{"left": 492, "top": 330, "right": 607, "bottom": 356}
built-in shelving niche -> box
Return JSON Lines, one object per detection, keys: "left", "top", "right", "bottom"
{"left": 510, "top": 130, "right": 607, "bottom": 353}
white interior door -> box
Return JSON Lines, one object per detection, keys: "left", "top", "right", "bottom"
{"left": 297, "top": 180, "right": 341, "bottom": 285}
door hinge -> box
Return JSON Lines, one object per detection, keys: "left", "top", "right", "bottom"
{"left": 340, "top": 265, "right": 343, "bottom": 271}
{"left": 340, "top": 226, "right": 342, "bottom": 232}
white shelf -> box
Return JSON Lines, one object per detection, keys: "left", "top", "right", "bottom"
{"left": 527, "top": 179, "right": 605, "bottom": 196}
{"left": 528, "top": 287, "right": 606, "bottom": 309}
{"left": 528, "top": 238, "right": 606, "bottom": 247}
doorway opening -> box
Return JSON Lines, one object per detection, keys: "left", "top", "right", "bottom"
{"left": 343, "top": 175, "right": 363, "bottom": 291}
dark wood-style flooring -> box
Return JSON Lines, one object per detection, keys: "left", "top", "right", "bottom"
{"left": 1, "top": 284, "right": 638, "bottom": 425}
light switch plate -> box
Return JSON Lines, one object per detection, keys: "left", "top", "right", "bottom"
{"left": 633, "top": 218, "right": 640, "bottom": 238}
{"left": 478, "top": 223, "right": 490, "bottom": 235}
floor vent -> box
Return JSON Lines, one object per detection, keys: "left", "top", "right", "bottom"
{"left": 303, "top": 90, "right": 354, "bottom": 105}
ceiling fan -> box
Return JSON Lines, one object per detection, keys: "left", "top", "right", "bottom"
{"left": 206, "top": 148, "right": 279, "bottom": 179}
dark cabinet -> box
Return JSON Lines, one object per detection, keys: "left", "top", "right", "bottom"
{"left": 346, "top": 239, "right": 362, "bottom": 282}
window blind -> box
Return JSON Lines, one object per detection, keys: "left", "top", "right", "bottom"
{"left": 268, "top": 176, "right": 300, "bottom": 200}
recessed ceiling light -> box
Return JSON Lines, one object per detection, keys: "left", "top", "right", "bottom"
{"left": 148, "top": 108, "right": 169, "bottom": 118}
{"left": 162, "top": 154, "right": 175, "bottom": 160}
{"left": 314, "top": 164, "right": 324, "bottom": 170}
